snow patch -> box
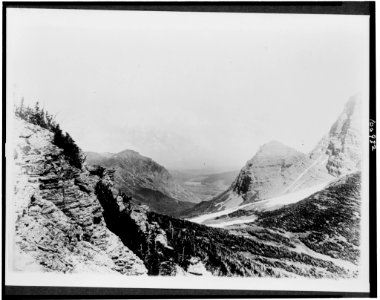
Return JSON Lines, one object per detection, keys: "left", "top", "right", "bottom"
{"left": 293, "top": 241, "right": 357, "bottom": 271}
{"left": 249, "top": 181, "right": 331, "bottom": 212}
{"left": 215, "top": 191, "right": 244, "bottom": 210}
{"left": 191, "top": 182, "right": 331, "bottom": 227}
{"left": 283, "top": 156, "right": 328, "bottom": 193}
{"left": 207, "top": 216, "right": 258, "bottom": 228}
{"left": 188, "top": 194, "right": 250, "bottom": 224}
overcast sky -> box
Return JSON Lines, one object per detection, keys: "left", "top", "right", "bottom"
{"left": 7, "top": 9, "right": 369, "bottom": 170}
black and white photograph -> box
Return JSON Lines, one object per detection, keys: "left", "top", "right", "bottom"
{"left": 3, "top": 3, "right": 374, "bottom": 296}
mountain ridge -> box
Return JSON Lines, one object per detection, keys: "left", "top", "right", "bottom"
{"left": 85, "top": 149, "right": 201, "bottom": 217}
{"left": 185, "top": 95, "right": 362, "bottom": 218}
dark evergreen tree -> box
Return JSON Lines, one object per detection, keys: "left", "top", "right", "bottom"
{"left": 15, "top": 99, "right": 84, "bottom": 169}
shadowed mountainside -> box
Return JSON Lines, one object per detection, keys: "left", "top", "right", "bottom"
{"left": 86, "top": 150, "right": 199, "bottom": 217}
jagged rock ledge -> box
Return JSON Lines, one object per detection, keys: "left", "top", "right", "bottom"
{"left": 13, "top": 118, "right": 147, "bottom": 275}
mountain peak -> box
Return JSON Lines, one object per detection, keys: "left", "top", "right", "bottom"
{"left": 264, "top": 140, "right": 285, "bottom": 146}
{"left": 260, "top": 140, "right": 290, "bottom": 149}
{"left": 344, "top": 94, "right": 360, "bottom": 114}
{"left": 85, "top": 149, "right": 201, "bottom": 208}
{"left": 311, "top": 94, "right": 362, "bottom": 177}
{"left": 329, "top": 94, "right": 361, "bottom": 136}
{"left": 254, "top": 140, "right": 301, "bottom": 159}
{"left": 116, "top": 149, "right": 141, "bottom": 156}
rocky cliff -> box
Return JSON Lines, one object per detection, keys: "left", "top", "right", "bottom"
{"left": 12, "top": 118, "right": 147, "bottom": 275}
{"left": 310, "top": 95, "right": 362, "bottom": 176}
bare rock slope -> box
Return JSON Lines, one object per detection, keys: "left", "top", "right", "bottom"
{"left": 310, "top": 95, "right": 362, "bottom": 176}
{"left": 12, "top": 118, "right": 147, "bottom": 275}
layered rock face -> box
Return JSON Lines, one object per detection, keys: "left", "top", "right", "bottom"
{"left": 86, "top": 150, "right": 198, "bottom": 217}
{"left": 186, "top": 95, "right": 362, "bottom": 216}
{"left": 231, "top": 141, "right": 332, "bottom": 202}
{"left": 311, "top": 95, "right": 362, "bottom": 176}
{"left": 12, "top": 118, "right": 147, "bottom": 275}
{"left": 185, "top": 141, "right": 334, "bottom": 216}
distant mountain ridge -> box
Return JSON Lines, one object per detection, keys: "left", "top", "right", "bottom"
{"left": 86, "top": 149, "right": 200, "bottom": 217}
{"left": 185, "top": 95, "right": 362, "bottom": 217}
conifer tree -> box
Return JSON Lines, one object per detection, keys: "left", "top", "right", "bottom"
{"left": 16, "top": 99, "right": 84, "bottom": 169}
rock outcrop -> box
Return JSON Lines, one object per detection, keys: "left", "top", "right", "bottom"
{"left": 311, "top": 95, "right": 362, "bottom": 176}
{"left": 12, "top": 118, "right": 147, "bottom": 275}
{"left": 92, "top": 177, "right": 182, "bottom": 275}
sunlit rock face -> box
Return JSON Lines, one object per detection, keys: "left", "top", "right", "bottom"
{"left": 12, "top": 118, "right": 147, "bottom": 275}
{"left": 311, "top": 94, "right": 362, "bottom": 177}
{"left": 231, "top": 140, "right": 328, "bottom": 202}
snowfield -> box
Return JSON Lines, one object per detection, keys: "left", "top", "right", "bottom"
{"left": 207, "top": 216, "right": 258, "bottom": 228}
{"left": 283, "top": 156, "right": 329, "bottom": 193}
{"left": 188, "top": 181, "right": 331, "bottom": 227}
{"left": 248, "top": 181, "right": 331, "bottom": 212}
{"left": 187, "top": 194, "right": 250, "bottom": 224}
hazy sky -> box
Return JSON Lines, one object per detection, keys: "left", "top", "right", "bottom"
{"left": 7, "top": 9, "right": 369, "bottom": 170}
